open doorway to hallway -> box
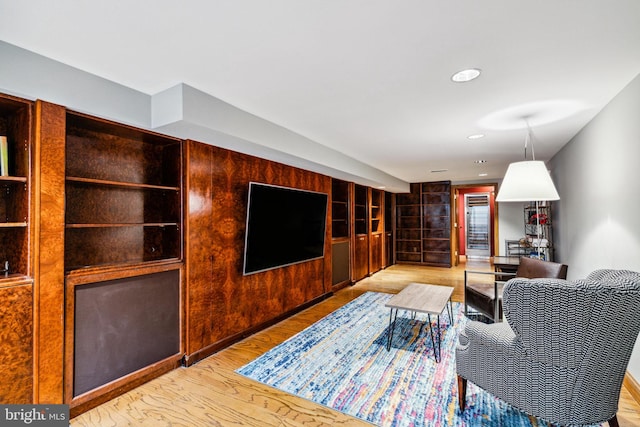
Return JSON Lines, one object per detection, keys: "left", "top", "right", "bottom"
{"left": 464, "top": 192, "right": 491, "bottom": 257}
{"left": 452, "top": 184, "right": 498, "bottom": 266}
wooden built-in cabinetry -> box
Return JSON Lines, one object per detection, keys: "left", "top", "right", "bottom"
{"left": 332, "top": 180, "right": 393, "bottom": 286}
{"left": 383, "top": 191, "right": 394, "bottom": 268}
{"left": 63, "top": 112, "right": 184, "bottom": 414}
{"left": 331, "top": 178, "right": 351, "bottom": 289}
{"left": 2, "top": 89, "right": 396, "bottom": 414}
{"left": 369, "top": 188, "right": 383, "bottom": 274}
{"left": 183, "top": 140, "right": 331, "bottom": 365}
{"left": 64, "top": 112, "right": 182, "bottom": 269}
{"left": 396, "top": 183, "right": 422, "bottom": 263}
{"left": 352, "top": 184, "right": 369, "bottom": 281}
{"left": 0, "top": 93, "right": 33, "bottom": 403}
{"left": 421, "top": 181, "right": 451, "bottom": 267}
{"left": 396, "top": 181, "right": 451, "bottom": 267}
{"left": 31, "top": 104, "right": 184, "bottom": 414}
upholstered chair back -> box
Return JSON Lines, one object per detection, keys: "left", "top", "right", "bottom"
{"left": 515, "top": 256, "right": 568, "bottom": 279}
{"left": 502, "top": 269, "right": 640, "bottom": 423}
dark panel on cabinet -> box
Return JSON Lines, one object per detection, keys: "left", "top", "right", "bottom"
{"left": 73, "top": 270, "right": 180, "bottom": 397}
{"left": 332, "top": 240, "right": 350, "bottom": 285}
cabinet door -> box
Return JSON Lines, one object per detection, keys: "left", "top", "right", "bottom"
{"left": 184, "top": 141, "right": 215, "bottom": 360}
{"left": 331, "top": 240, "right": 350, "bottom": 286}
{"left": 370, "top": 233, "right": 382, "bottom": 274}
{"left": 353, "top": 235, "right": 369, "bottom": 281}
{"left": 0, "top": 282, "right": 32, "bottom": 403}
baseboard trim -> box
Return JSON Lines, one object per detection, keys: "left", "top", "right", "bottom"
{"left": 183, "top": 291, "right": 333, "bottom": 366}
{"left": 624, "top": 371, "right": 640, "bottom": 405}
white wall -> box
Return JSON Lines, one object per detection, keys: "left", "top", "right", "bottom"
{"left": 549, "top": 72, "right": 640, "bottom": 380}
{"left": 0, "top": 41, "right": 151, "bottom": 128}
{"left": 0, "top": 40, "right": 409, "bottom": 193}
{"left": 496, "top": 202, "right": 527, "bottom": 255}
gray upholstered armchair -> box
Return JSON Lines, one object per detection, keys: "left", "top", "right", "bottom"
{"left": 456, "top": 269, "right": 640, "bottom": 427}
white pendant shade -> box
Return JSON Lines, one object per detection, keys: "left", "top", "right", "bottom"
{"left": 496, "top": 160, "right": 560, "bottom": 202}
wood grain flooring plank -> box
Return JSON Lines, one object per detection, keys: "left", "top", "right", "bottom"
{"left": 71, "top": 261, "right": 640, "bottom": 427}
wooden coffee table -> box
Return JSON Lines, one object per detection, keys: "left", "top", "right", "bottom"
{"left": 385, "top": 283, "right": 454, "bottom": 362}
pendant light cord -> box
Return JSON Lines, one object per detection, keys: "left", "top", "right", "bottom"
{"left": 524, "top": 118, "right": 536, "bottom": 161}
{"left": 524, "top": 118, "right": 542, "bottom": 258}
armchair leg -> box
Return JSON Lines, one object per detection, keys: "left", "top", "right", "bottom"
{"left": 457, "top": 375, "right": 467, "bottom": 411}
{"left": 608, "top": 415, "right": 619, "bottom": 427}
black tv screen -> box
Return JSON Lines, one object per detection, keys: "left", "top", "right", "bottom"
{"left": 243, "top": 182, "right": 328, "bottom": 275}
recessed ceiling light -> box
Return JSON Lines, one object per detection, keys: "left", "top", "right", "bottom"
{"left": 467, "top": 133, "right": 485, "bottom": 140}
{"left": 451, "top": 68, "right": 481, "bottom": 83}
{"left": 479, "top": 173, "right": 488, "bottom": 177}
{"left": 474, "top": 160, "right": 487, "bottom": 164}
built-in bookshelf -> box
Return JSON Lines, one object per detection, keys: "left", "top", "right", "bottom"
{"left": 384, "top": 191, "right": 394, "bottom": 267}
{"left": 395, "top": 181, "right": 451, "bottom": 267}
{"left": 0, "top": 93, "right": 33, "bottom": 404}
{"left": 354, "top": 184, "right": 368, "bottom": 236}
{"left": 395, "top": 183, "right": 422, "bottom": 263}
{"left": 331, "top": 178, "right": 351, "bottom": 287}
{"left": 421, "top": 181, "right": 451, "bottom": 267}
{"left": 63, "top": 111, "right": 183, "bottom": 413}
{"left": 352, "top": 184, "right": 369, "bottom": 280}
{"left": 64, "top": 113, "right": 182, "bottom": 271}
{"left": 369, "top": 188, "right": 383, "bottom": 274}
{"left": 331, "top": 179, "right": 350, "bottom": 239}
{"left": 370, "top": 189, "right": 383, "bottom": 234}
{"left": 0, "top": 94, "right": 32, "bottom": 279}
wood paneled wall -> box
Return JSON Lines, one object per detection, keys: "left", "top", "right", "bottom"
{"left": 34, "top": 100, "right": 66, "bottom": 403}
{"left": 0, "top": 280, "right": 33, "bottom": 402}
{"left": 184, "top": 141, "right": 332, "bottom": 364}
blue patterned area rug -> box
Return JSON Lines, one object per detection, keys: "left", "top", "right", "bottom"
{"left": 236, "top": 291, "right": 568, "bottom": 426}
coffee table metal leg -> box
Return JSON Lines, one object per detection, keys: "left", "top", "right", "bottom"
{"left": 446, "top": 297, "right": 453, "bottom": 325}
{"left": 427, "top": 314, "right": 440, "bottom": 363}
{"left": 387, "top": 308, "right": 398, "bottom": 351}
{"left": 436, "top": 314, "right": 441, "bottom": 362}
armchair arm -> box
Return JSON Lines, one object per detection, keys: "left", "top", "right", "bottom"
{"left": 463, "top": 320, "right": 520, "bottom": 354}
{"left": 464, "top": 270, "right": 516, "bottom": 320}
{"left": 464, "top": 270, "right": 516, "bottom": 279}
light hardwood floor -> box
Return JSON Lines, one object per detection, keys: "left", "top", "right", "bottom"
{"left": 72, "top": 261, "right": 640, "bottom": 426}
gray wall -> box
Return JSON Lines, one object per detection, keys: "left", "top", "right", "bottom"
{"left": 0, "top": 40, "right": 409, "bottom": 193}
{"left": 549, "top": 72, "right": 640, "bottom": 380}
{"left": 497, "top": 202, "right": 526, "bottom": 255}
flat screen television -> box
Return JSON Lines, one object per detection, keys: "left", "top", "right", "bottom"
{"left": 243, "top": 182, "right": 328, "bottom": 275}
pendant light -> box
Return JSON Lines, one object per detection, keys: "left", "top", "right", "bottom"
{"left": 496, "top": 122, "right": 560, "bottom": 202}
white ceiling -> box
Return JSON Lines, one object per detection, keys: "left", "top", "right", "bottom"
{"left": 1, "top": 0, "right": 640, "bottom": 184}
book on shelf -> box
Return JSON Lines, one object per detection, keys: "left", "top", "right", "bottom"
{"left": 0, "top": 136, "right": 8, "bottom": 176}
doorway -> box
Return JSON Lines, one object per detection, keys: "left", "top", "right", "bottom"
{"left": 452, "top": 184, "right": 498, "bottom": 266}
{"left": 464, "top": 193, "right": 491, "bottom": 258}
